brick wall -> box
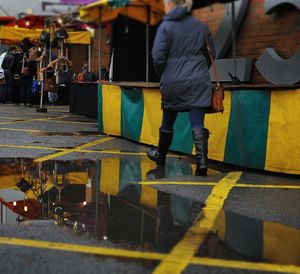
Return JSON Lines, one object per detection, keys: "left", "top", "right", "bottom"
{"left": 90, "top": 28, "right": 110, "bottom": 75}
{"left": 69, "top": 44, "right": 88, "bottom": 73}
{"left": 193, "top": 0, "right": 300, "bottom": 83}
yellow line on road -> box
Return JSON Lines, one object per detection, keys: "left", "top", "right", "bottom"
{"left": 0, "top": 115, "right": 70, "bottom": 125}
{"left": 0, "top": 144, "right": 64, "bottom": 151}
{"left": 137, "top": 181, "right": 300, "bottom": 190}
{"left": 0, "top": 127, "right": 41, "bottom": 133}
{"left": 154, "top": 172, "right": 242, "bottom": 274}
{"left": 34, "top": 137, "right": 115, "bottom": 163}
{"left": 0, "top": 114, "right": 96, "bottom": 125}
{"left": 0, "top": 237, "right": 298, "bottom": 273}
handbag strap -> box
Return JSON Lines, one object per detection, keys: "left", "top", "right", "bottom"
{"left": 204, "top": 35, "right": 221, "bottom": 87}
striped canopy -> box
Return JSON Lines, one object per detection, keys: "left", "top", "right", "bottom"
{"left": 80, "top": 0, "right": 164, "bottom": 25}
{"left": 79, "top": 0, "right": 234, "bottom": 25}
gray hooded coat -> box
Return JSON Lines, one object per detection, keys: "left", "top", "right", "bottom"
{"left": 152, "top": 7, "right": 215, "bottom": 110}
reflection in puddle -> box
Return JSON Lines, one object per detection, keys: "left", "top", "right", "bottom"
{"left": 0, "top": 158, "right": 299, "bottom": 266}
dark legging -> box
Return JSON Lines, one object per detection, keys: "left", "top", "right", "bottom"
{"left": 161, "top": 108, "right": 205, "bottom": 131}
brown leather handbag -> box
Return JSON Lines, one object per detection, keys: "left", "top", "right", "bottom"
{"left": 205, "top": 35, "right": 224, "bottom": 114}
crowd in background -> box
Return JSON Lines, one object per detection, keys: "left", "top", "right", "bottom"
{"left": 0, "top": 37, "right": 109, "bottom": 107}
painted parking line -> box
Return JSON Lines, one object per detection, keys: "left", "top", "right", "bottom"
{"left": 34, "top": 137, "right": 115, "bottom": 163}
{"left": 0, "top": 115, "right": 71, "bottom": 125}
{"left": 0, "top": 143, "right": 182, "bottom": 159}
{"left": 0, "top": 115, "right": 97, "bottom": 125}
{"left": 0, "top": 144, "right": 64, "bottom": 151}
{"left": 154, "top": 172, "right": 242, "bottom": 274}
{"left": 137, "top": 181, "right": 300, "bottom": 190}
{"left": 0, "top": 237, "right": 298, "bottom": 273}
{"left": 0, "top": 127, "right": 41, "bottom": 133}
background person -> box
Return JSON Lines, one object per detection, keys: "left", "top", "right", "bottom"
{"left": 147, "top": 0, "right": 216, "bottom": 176}
{"left": 1, "top": 46, "right": 16, "bottom": 103}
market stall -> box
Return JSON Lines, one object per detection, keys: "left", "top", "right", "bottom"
{"left": 80, "top": 0, "right": 300, "bottom": 175}
{"left": 98, "top": 83, "right": 300, "bottom": 175}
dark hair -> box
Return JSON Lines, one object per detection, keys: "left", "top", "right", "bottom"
{"left": 19, "top": 37, "right": 34, "bottom": 52}
{"left": 9, "top": 46, "right": 17, "bottom": 52}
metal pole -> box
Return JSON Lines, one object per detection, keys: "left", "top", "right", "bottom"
{"left": 231, "top": 1, "right": 237, "bottom": 78}
{"left": 98, "top": 8, "right": 102, "bottom": 82}
{"left": 146, "top": 5, "right": 150, "bottom": 83}
{"left": 88, "top": 44, "right": 91, "bottom": 71}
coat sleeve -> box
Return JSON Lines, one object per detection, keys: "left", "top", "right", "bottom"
{"left": 151, "top": 24, "right": 170, "bottom": 78}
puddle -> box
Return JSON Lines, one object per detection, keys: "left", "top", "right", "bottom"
{"left": 0, "top": 158, "right": 299, "bottom": 266}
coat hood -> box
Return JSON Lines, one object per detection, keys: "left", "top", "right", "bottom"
{"left": 164, "top": 6, "right": 189, "bottom": 21}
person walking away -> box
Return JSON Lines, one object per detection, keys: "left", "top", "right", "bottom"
{"left": 20, "top": 40, "right": 37, "bottom": 106}
{"left": 147, "top": 0, "right": 216, "bottom": 176}
{"left": 0, "top": 51, "right": 7, "bottom": 103}
{"left": 1, "top": 47, "right": 16, "bottom": 103}
{"left": 11, "top": 48, "right": 23, "bottom": 105}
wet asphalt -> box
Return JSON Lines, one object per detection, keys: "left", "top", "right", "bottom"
{"left": 0, "top": 103, "right": 299, "bottom": 274}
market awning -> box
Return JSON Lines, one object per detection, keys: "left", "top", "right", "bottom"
{"left": 0, "top": 26, "right": 92, "bottom": 45}
{"left": 80, "top": 0, "right": 165, "bottom": 25}
{"left": 79, "top": 0, "right": 234, "bottom": 24}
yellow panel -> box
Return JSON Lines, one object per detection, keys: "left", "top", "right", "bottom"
{"left": 102, "top": 85, "right": 121, "bottom": 136}
{"left": 68, "top": 31, "right": 91, "bottom": 45}
{"left": 0, "top": 26, "right": 91, "bottom": 44}
{"left": 205, "top": 90, "right": 231, "bottom": 162}
{"left": 263, "top": 222, "right": 300, "bottom": 265}
{"left": 265, "top": 90, "right": 300, "bottom": 174}
{"left": 100, "top": 158, "right": 120, "bottom": 196}
{"left": 0, "top": 175, "right": 21, "bottom": 189}
{"left": 68, "top": 172, "right": 88, "bottom": 184}
{"left": 140, "top": 88, "right": 162, "bottom": 146}
{"left": 140, "top": 159, "right": 157, "bottom": 209}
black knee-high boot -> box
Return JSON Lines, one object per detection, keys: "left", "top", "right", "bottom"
{"left": 147, "top": 128, "right": 173, "bottom": 165}
{"left": 192, "top": 128, "right": 209, "bottom": 176}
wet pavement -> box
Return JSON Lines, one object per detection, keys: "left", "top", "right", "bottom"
{"left": 0, "top": 104, "right": 299, "bottom": 274}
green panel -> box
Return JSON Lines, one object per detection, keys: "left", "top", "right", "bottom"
{"left": 165, "top": 159, "right": 193, "bottom": 177}
{"left": 224, "top": 90, "right": 271, "bottom": 169}
{"left": 118, "top": 158, "right": 142, "bottom": 204}
{"left": 225, "top": 211, "right": 263, "bottom": 260}
{"left": 170, "top": 112, "right": 193, "bottom": 154}
{"left": 109, "top": 0, "right": 130, "bottom": 7}
{"left": 170, "top": 194, "right": 193, "bottom": 225}
{"left": 98, "top": 84, "right": 103, "bottom": 132}
{"left": 121, "top": 88, "right": 144, "bottom": 142}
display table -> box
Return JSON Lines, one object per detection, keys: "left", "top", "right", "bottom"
{"left": 97, "top": 82, "right": 300, "bottom": 175}
{"left": 69, "top": 82, "right": 98, "bottom": 118}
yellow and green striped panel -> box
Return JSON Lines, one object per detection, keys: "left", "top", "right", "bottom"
{"left": 102, "top": 84, "right": 122, "bottom": 136}
{"left": 206, "top": 90, "right": 231, "bottom": 161}
{"left": 224, "top": 90, "right": 271, "bottom": 170}
{"left": 140, "top": 88, "right": 162, "bottom": 146}
{"left": 265, "top": 90, "right": 300, "bottom": 175}
{"left": 98, "top": 84, "right": 300, "bottom": 174}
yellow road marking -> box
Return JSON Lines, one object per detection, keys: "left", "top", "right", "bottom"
{"left": 0, "top": 115, "right": 96, "bottom": 125}
{"left": 137, "top": 181, "right": 300, "bottom": 190}
{"left": 0, "top": 144, "right": 64, "bottom": 151}
{"left": 0, "top": 127, "right": 41, "bottom": 133}
{"left": 154, "top": 172, "right": 242, "bottom": 274}
{"left": 34, "top": 137, "right": 115, "bottom": 163}
{"left": 0, "top": 237, "right": 298, "bottom": 273}
{"left": 0, "top": 115, "right": 71, "bottom": 125}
